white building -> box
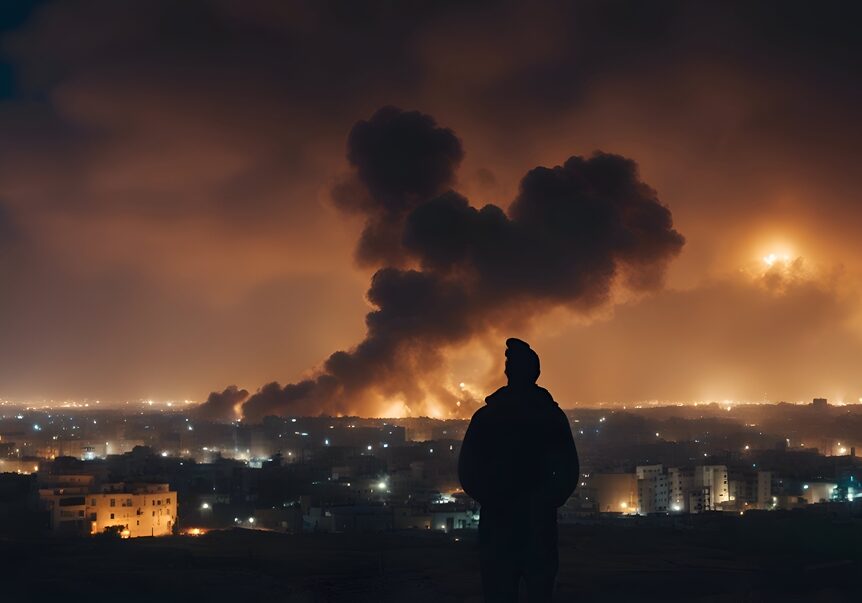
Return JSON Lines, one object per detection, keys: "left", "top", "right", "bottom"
{"left": 668, "top": 465, "right": 729, "bottom": 512}
{"left": 636, "top": 465, "right": 669, "bottom": 514}
{"left": 694, "top": 465, "right": 729, "bottom": 510}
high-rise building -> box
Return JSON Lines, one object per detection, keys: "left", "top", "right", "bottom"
{"left": 636, "top": 465, "right": 669, "bottom": 514}
{"left": 668, "top": 465, "right": 729, "bottom": 512}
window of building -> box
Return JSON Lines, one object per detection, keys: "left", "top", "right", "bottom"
{"left": 152, "top": 511, "right": 155, "bottom": 517}
{"left": 110, "top": 499, "right": 116, "bottom": 507}
{"left": 110, "top": 513, "right": 115, "bottom": 519}
{"left": 166, "top": 498, "right": 171, "bottom": 504}
{"left": 91, "top": 498, "right": 96, "bottom": 506}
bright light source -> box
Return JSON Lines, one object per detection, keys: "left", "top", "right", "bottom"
{"left": 248, "top": 517, "right": 255, "bottom": 524}
{"left": 377, "top": 481, "right": 387, "bottom": 490}
{"left": 161, "top": 451, "right": 168, "bottom": 457}
{"left": 201, "top": 502, "right": 210, "bottom": 510}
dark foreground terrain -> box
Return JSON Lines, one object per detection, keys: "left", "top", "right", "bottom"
{"left": 2, "top": 512, "right": 860, "bottom": 602}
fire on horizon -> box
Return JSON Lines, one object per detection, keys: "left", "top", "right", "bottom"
{"left": 0, "top": 2, "right": 861, "bottom": 419}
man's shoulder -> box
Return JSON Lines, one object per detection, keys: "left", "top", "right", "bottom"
{"left": 469, "top": 404, "right": 492, "bottom": 423}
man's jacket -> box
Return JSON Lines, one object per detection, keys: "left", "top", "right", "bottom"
{"left": 458, "top": 384, "right": 579, "bottom": 548}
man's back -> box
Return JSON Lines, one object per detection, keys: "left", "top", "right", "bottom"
{"left": 458, "top": 339, "right": 579, "bottom": 602}
{"left": 459, "top": 384, "right": 579, "bottom": 546}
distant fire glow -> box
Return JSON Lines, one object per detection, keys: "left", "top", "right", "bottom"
{"left": 762, "top": 252, "right": 792, "bottom": 267}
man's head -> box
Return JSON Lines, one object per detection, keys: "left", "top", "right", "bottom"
{"left": 504, "top": 338, "right": 540, "bottom": 385}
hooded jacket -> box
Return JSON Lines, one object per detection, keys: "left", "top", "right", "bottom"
{"left": 458, "top": 384, "right": 579, "bottom": 516}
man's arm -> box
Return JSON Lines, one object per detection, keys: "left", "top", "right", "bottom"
{"left": 458, "top": 410, "right": 487, "bottom": 504}
{"left": 546, "top": 408, "right": 580, "bottom": 507}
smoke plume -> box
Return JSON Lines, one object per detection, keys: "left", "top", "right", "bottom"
{"left": 192, "top": 385, "right": 249, "bottom": 422}
{"left": 236, "top": 107, "right": 684, "bottom": 420}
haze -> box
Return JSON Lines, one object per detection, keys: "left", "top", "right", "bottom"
{"left": 1, "top": 1, "right": 860, "bottom": 412}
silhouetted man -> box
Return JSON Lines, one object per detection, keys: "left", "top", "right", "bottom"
{"left": 459, "top": 338, "right": 579, "bottom": 602}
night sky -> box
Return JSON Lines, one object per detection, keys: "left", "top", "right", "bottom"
{"left": 1, "top": 1, "right": 861, "bottom": 416}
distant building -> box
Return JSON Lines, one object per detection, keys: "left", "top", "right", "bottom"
{"left": 636, "top": 465, "right": 669, "bottom": 514}
{"left": 668, "top": 467, "right": 693, "bottom": 512}
{"left": 668, "top": 465, "right": 729, "bottom": 512}
{"left": 430, "top": 506, "right": 479, "bottom": 531}
{"left": 756, "top": 471, "right": 773, "bottom": 509}
{"left": 812, "top": 398, "right": 828, "bottom": 410}
{"left": 39, "top": 478, "right": 176, "bottom": 537}
{"left": 800, "top": 481, "right": 837, "bottom": 504}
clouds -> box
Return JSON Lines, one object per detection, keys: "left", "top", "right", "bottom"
{"left": 239, "top": 107, "right": 683, "bottom": 420}
{"left": 0, "top": 0, "right": 859, "bottom": 407}
{"left": 538, "top": 265, "right": 862, "bottom": 405}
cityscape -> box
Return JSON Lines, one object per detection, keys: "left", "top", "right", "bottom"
{"left": 3, "top": 397, "right": 861, "bottom": 599}
{"left": 2, "top": 1, "right": 862, "bottom": 601}
{"left": 3, "top": 397, "right": 860, "bottom": 535}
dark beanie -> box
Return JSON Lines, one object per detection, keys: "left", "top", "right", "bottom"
{"left": 505, "top": 338, "right": 540, "bottom": 383}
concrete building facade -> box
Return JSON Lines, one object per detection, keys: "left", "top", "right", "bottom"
{"left": 40, "top": 480, "right": 176, "bottom": 537}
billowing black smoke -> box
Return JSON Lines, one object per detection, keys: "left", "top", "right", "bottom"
{"left": 192, "top": 385, "right": 249, "bottom": 422}
{"left": 234, "top": 106, "right": 684, "bottom": 421}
